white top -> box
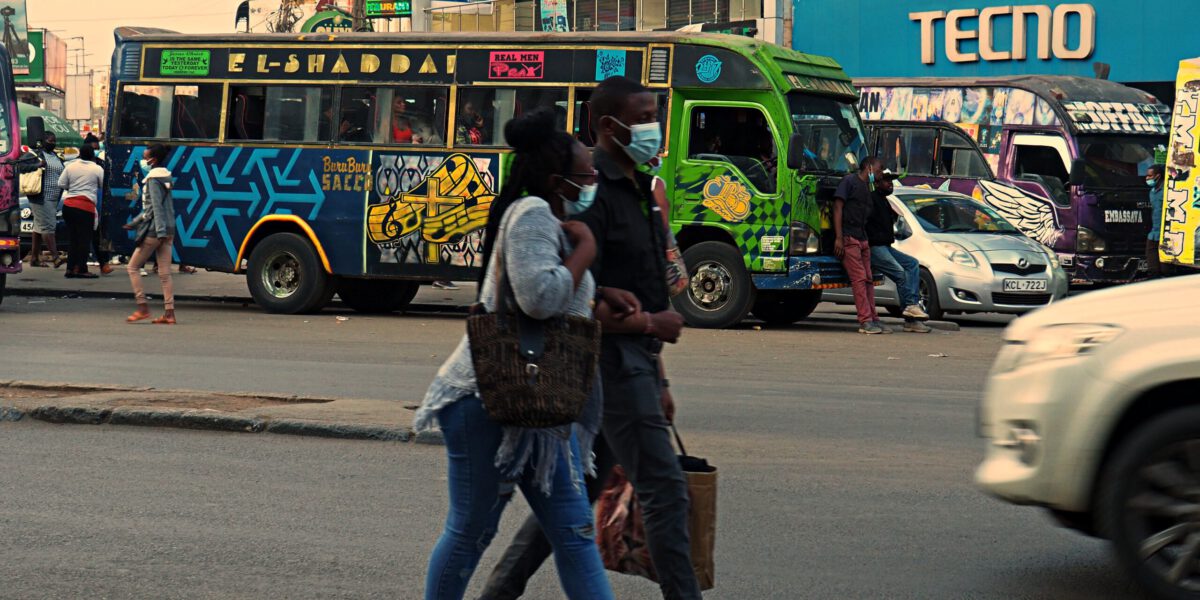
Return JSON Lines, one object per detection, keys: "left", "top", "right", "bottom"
{"left": 57, "top": 159, "right": 104, "bottom": 203}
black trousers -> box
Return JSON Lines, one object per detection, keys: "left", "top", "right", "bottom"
{"left": 480, "top": 335, "right": 702, "bottom": 600}
{"left": 62, "top": 206, "right": 94, "bottom": 273}
{"left": 92, "top": 213, "right": 111, "bottom": 264}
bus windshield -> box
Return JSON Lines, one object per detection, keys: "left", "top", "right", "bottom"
{"left": 787, "top": 92, "right": 868, "bottom": 174}
{"left": 1077, "top": 135, "right": 1167, "bottom": 189}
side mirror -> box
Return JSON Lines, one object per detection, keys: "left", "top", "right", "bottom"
{"left": 894, "top": 219, "right": 912, "bottom": 240}
{"left": 786, "top": 134, "right": 806, "bottom": 170}
{"left": 1069, "top": 158, "right": 1086, "bottom": 187}
{"left": 26, "top": 116, "right": 44, "bottom": 149}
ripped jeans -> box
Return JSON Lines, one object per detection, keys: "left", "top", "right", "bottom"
{"left": 426, "top": 395, "right": 613, "bottom": 600}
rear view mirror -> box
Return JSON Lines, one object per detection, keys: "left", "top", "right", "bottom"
{"left": 26, "top": 116, "right": 44, "bottom": 148}
{"left": 1069, "top": 158, "right": 1086, "bottom": 187}
{"left": 786, "top": 134, "right": 806, "bottom": 170}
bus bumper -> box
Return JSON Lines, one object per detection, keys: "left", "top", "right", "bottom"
{"left": 752, "top": 256, "right": 852, "bottom": 291}
{"left": 1066, "top": 254, "right": 1146, "bottom": 286}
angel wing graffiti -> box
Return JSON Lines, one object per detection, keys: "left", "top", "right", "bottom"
{"left": 975, "top": 180, "right": 1062, "bottom": 247}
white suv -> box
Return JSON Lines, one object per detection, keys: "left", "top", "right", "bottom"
{"left": 977, "top": 274, "right": 1200, "bottom": 599}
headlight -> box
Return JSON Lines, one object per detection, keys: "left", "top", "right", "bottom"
{"left": 996, "top": 324, "right": 1123, "bottom": 373}
{"left": 933, "top": 241, "right": 978, "bottom": 268}
{"left": 788, "top": 221, "right": 820, "bottom": 255}
{"left": 1077, "top": 227, "right": 1106, "bottom": 253}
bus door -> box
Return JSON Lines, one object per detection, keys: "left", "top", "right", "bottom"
{"left": 993, "top": 131, "right": 1075, "bottom": 251}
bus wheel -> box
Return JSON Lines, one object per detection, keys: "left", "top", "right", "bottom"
{"left": 674, "top": 241, "right": 754, "bottom": 329}
{"left": 246, "top": 233, "right": 332, "bottom": 314}
{"left": 752, "top": 290, "right": 822, "bottom": 326}
{"left": 336, "top": 279, "right": 419, "bottom": 313}
{"left": 0, "top": 273, "right": 5, "bottom": 307}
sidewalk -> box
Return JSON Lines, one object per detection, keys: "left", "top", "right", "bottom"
{"left": 4, "top": 265, "right": 479, "bottom": 311}
{"left": 0, "top": 380, "right": 435, "bottom": 443}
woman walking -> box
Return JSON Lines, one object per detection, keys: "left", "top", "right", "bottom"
{"left": 58, "top": 145, "right": 106, "bottom": 279}
{"left": 413, "top": 108, "right": 614, "bottom": 600}
{"left": 123, "top": 144, "right": 177, "bottom": 324}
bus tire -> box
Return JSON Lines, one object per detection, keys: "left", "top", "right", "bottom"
{"left": 246, "top": 233, "right": 332, "bottom": 314}
{"left": 336, "top": 279, "right": 419, "bottom": 313}
{"left": 752, "top": 290, "right": 822, "bottom": 326}
{"left": 673, "top": 241, "right": 754, "bottom": 329}
{"left": 0, "top": 273, "right": 5, "bottom": 307}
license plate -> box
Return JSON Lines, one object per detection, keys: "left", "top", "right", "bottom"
{"left": 19, "top": 221, "right": 32, "bottom": 233}
{"left": 1003, "top": 279, "right": 1047, "bottom": 292}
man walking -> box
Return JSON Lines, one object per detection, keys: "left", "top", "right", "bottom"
{"left": 478, "top": 76, "right": 701, "bottom": 600}
{"left": 834, "top": 157, "right": 884, "bottom": 334}
{"left": 1145, "top": 164, "right": 1168, "bottom": 278}
{"left": 865, "top": 171, "right": 930, "bottom": 333}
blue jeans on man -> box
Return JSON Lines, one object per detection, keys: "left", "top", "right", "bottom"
{"left": 871, "top": 245, "right": 921, "bottom": 308}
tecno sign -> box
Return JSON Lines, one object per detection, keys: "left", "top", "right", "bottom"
{"left": 910, "top": 4, "right": 1096, "bottom": 65}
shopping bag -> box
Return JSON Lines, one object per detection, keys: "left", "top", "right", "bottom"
{"left": 595, "top": 426, "right": 717, "bottom": 590}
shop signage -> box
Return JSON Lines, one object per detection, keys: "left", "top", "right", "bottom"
{"left": 365, "top": 0, "right": 412, "bottom": 18}
{"left": 910, "top": 3, "right": 1095, "bottom": 65}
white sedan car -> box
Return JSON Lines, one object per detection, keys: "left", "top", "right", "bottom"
{"left": 977, "top": 274, "right": 1200, "bottom": 598}
{"left": 824, "top": 188, "right": 1069, "bottom": 319}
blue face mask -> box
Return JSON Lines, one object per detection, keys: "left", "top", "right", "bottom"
{"left": 1146, "top": 178, "right": 1158, "bottom": 188}
{"left": 562, "top": 180, "right": 598, "bottom": 216}
{"left": 139, "top": 159, "right": 151, "bottom": 176}
{"left": 868, "top": 172, "right": 876, "bottom": 185}
{"left": 611, "top": 118, "right": 662, "bottom": 165}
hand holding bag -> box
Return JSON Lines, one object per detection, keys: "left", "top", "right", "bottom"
{"left": 466, "top": 200, "right": 602, "bottom": 428}
{"left": 19, "top": 165, "right": 43, "bottom": 197}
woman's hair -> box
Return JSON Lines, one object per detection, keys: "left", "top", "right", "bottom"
{"left": 146, "top": 143, "right": 169, "bottom": 165}
{"left": 78, "top": 145, "right": 95, "bottom": 161}
{"left": 477, "top": 108, "right": 577, "bottom": 283}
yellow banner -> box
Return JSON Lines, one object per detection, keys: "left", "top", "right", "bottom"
{"left": 1161, "top": 58, "right": 1200, "bottom": 266}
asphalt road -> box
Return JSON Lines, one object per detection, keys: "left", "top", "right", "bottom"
{"left": 0, "top": 297, "right": 1146, "bottom": 598}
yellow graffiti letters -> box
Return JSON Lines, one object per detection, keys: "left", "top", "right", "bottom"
{"left": 701, "top": 175, "right": 752, "bottom": 222}
{"left": 228, "top": 53, "right": 246, "bottom": 73}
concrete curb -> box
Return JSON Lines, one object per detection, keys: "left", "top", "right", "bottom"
{"left": 7, "top": 287, "right": 469, "bottom": 315}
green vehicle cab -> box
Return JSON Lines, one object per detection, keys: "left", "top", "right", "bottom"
{"left": 655, "top": 36, "right": 868, "bottom": 328}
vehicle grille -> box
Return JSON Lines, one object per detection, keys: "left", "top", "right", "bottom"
{"left": 992, "top": 293, "right": 1052, "bottom": 306}
{"left": 991, "top": 262, "right": 1047, "bottom": 276}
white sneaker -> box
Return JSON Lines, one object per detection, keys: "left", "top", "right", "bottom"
{"left": 902, "top": 304, "right": 929, "bottom": 320}
{"left": 432, "top": 281, "right": 459, "bottom": 290}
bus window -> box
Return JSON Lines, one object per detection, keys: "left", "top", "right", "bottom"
{"left": 337, "top": 87, "right": 376, "bottom": 143}
{"left": 379, "top": 87, "right": 448, "bottom": 146}
{"left": 879, "top": 128, "right": 936, "bottom": 177}
{"left": 687, "top": 105, "right": 777, "bottom": 194}
{"left": 573, "top": 89, "right": 668, "bottom": 148}
{"left": 1012, "top": 135, "right": 1071, "bottom": 205}
{"left": 117, "top": 83, "right": 221, "bottom": 140}
{"left": 938, "top": 128, "right": 989, "bottom": 178}
{"left": 456, "top": 87, "right": 568, "bottom": 146}
{"left": 227, "top": 86, "right": 332, "bottom": 142}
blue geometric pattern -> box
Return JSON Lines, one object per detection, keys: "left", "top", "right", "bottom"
{"left": 110, "top": 145, "right": 329, "bottom": 266}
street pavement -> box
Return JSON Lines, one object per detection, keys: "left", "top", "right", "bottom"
{"left": 0, "top": 269, "right": 1142, "bottom": 598}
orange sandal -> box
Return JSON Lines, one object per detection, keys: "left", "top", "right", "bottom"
{"left": 126, "top": 311, "right": 151, "bottom": 323}
{"left": 152, "top": 315, "right": 176, "bottom": 325}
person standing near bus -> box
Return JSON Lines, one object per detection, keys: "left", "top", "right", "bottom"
{"left": 84, "top": 133, "right": 114, "bottom": 274}
{"left": 835, "top": 156, "right": 884, "bottom": 334}
{"left": 25, "top": 132, "right": 65, "bottom": 268}
{"left": 413, "top": 108, "right": 614, "bottom": 600}
{"left": 864, "top": 171, "right": 930, "bottom": 333}
{"left": 482, "top": 76, "right": 700, "bottom": 600}
{"left": 123, "top": 144, "right": 177, "bottom": 325}
{"left": 58, "top": 145, "right": 105, "bottom": 279}
{"left": 1145, "top": 164, "right": 1168, "bottom": 278}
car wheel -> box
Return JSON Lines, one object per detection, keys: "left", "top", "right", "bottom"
{"left": 336, "top": 278, "right": 419, "bottom": 313}
{"left": 752, "top": 290, "right": 821, "bottom": 326}
{"left": 672, "top": 241, "right": 754, "bottom": 329}
{"left": 246, "top": 233, "right": 332, "bottom": 314}
{"left": 1101, "top": 407, "right": 1200, "bottom": 599}
{"left": 918, "top": 269, "right": 943, "bottom": 321}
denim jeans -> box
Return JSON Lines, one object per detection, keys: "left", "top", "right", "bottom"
{"left": 425, "top": 395, "right": 613, "bottom": 600}
{"left": 870, "top": 245, "right": 921, "bottom": 308}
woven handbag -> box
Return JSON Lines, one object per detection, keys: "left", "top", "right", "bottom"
{"left": 467, "top": 201, "right": 601, "bottom": 428}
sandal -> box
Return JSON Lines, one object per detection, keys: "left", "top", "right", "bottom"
{"left": 152, "top": 315, "right": 176, "bottom": 325}
{"left": 126, "top": 311, "right": 152, "bottom": 323}
{"left": 52, "top": 256, "right": 67, "bottom": 269}
{"left": 179, "top": 265, "right": 197, "bottom": 273}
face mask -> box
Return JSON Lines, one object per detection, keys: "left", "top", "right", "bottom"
{"left": 139, "top": 159, "right": 152, "bottom": 174}
{"left": 43, "top": 142, "right": 55, "bottom": 152}
{"left": 611, "top": 118, "right": 662, "bottom": 164}
{"left": 561, "top": 179, "right": 598, "bottom": 216}
{"left": 868, "top": 172, "right": 876, "bottom": 185}
{"left": 1146, "top": 178, "right": 1158, "bottom": 188}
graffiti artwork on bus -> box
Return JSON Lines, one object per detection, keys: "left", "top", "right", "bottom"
{"left": 973, "top": 179, "right": 1063, "bottom": 247}
{"left": 367, "top": 152, "right": 496, "bottom": 267}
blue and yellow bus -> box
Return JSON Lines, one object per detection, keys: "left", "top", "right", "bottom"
{"left": 105, "top": 27, "right": 868, "bottom": 326}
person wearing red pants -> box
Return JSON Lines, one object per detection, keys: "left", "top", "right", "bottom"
{"left": 834, "top": 157, "right": 884, "bottom": 334}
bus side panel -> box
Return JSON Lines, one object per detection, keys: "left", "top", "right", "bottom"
{"left": 106, "top": 144, "right": 369, "bottom": 275}
{"left": 364, "top": 150, "right": 499, "bottom": 279}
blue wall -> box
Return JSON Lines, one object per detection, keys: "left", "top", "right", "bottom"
{"left": 792, "top": 0, "right": 1193, "bottom": 83}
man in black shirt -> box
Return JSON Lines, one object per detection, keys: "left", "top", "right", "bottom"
{"left": 834, "top": 157, "right": 884, "bottom": 334}
{"left": 864, "top": 172, "right": 930, "bottom": 333}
